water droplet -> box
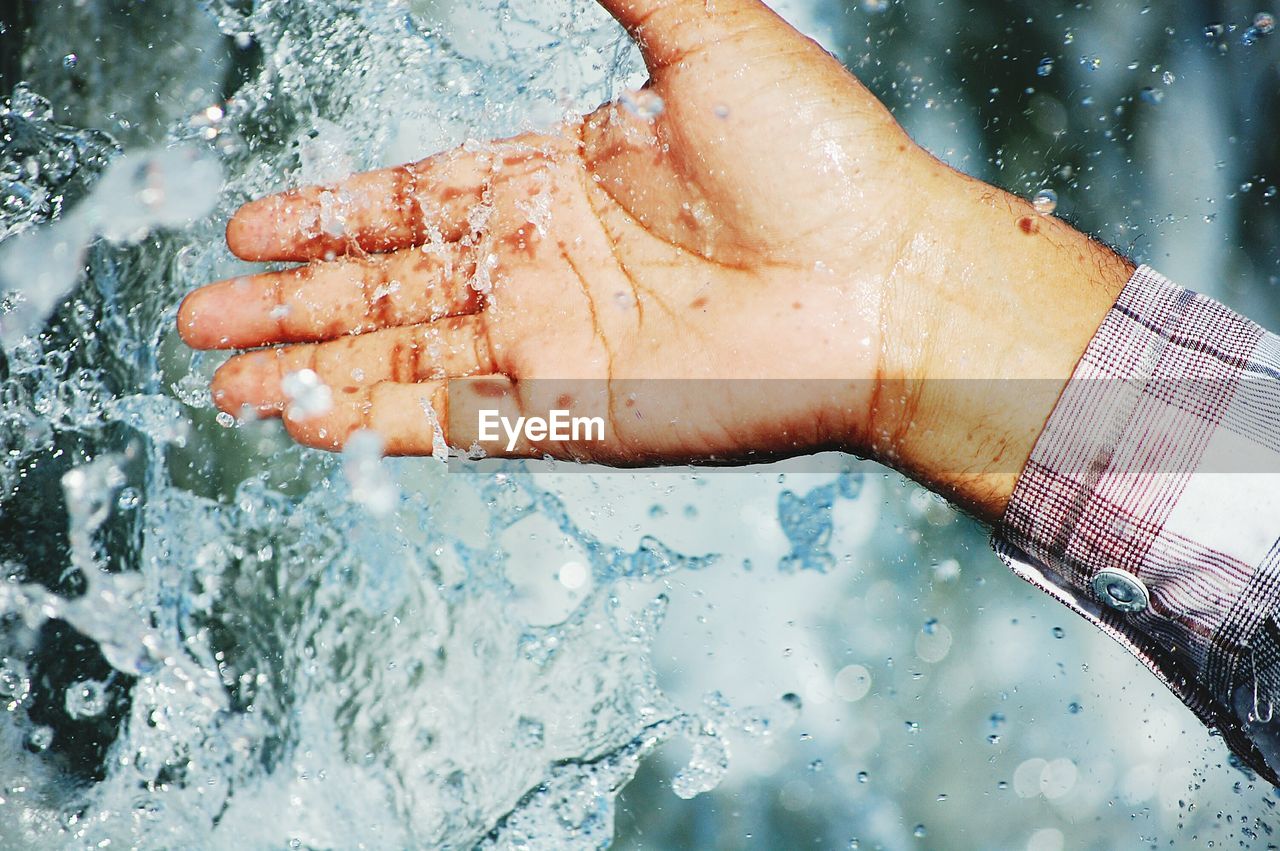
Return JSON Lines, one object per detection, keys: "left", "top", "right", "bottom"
{"left": 1256, "top": 12, "right": 1276, "bottom": 34}
{"left": 1068, "top": 701, "right": 1083, "bottom": 714}
{"left": 1140, "top": 86, "right": 1165, "bottom": 104}
{"left": 834, "top": 664, "right": 872, "bottom": 702}
{"left": 989, "top": 712, "right": 1006, "bottom": 728}
{"left": 987, "top": 734, "right": 1001, "bottom": 744}
{"left": 923, "top": 618, "right": 939, "bottom": 634}
{"left": 904, "top": 720, "right": 919, "bottom": 733}
{"left": 808, "top": 759, "right": 824, "bottom": 773}
{"left": 234, "top": 31, "right": 253, "bottom": 49}
{"left": 1205, "top": 22, "right": 1226, "bottom": 40}
{"left": 215, "top": 410, "right": 236, "bottom": 428}
{"left": 343, "top": 431, "right": 399, "bottom": 514}
{"left": 282, "top": 368, "right": 333, "bottom": 419}
{"left": 1036, "top": 57, "right": 1054, "bottom": 77}
{"left": 913, "top": 824, "right": 927, "bottom": 838}
{"left": 1032, "top": 188, "right": 1058, "bottom": 214}
{"left": 0, "top": 659, "right": 31, "bottom": 707}
{"left": 1052, "top": 626, "right": 1065, "bottom": 639}
{"left": 62, "top": 53, "right": 78, "bottom": 69}
{"left": 856, "top": 770, "right": 870, "bottom": 783}
{"left": 27, "top": 725, "right": 54, "bottom": 752}
{"left": 620, "top": 89, "right": 665, "bottom": 121}
{"left": 117, "top": 487, "right": 141, "bottom": 511}
{"left": 65, "top": 679, "right": 109, "bottom": 719}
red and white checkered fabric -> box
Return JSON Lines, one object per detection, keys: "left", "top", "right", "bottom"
{"left": 994, "top": 265, "right": 1280, "bottom": 785}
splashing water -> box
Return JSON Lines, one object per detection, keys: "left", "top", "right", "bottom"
{"left": 0, "top": 0, "right": 859, "bottom": 847}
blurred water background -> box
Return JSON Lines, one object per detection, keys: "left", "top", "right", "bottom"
{"left": 2, "top": 1, "right": 1280, "bottom": 848}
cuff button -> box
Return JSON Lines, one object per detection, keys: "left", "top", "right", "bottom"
{"left": 1091, "top": 568, "right": 1149, "bottom": 613}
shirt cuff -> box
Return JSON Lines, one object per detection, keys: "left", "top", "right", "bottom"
{"left": 992, "top": 264, "right": 1280, "bottom": 785}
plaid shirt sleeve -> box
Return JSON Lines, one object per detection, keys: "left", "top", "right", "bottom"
{"left": 993, "top": 264, "right": 1280, "bottom": 786}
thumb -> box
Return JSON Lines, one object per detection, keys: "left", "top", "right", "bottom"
{"left": 594, "top": 0, "right": 784, "bottom": 71}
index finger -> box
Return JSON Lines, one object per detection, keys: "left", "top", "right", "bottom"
{"left": 225, "top": 148, "right": 494, "bottom": 263}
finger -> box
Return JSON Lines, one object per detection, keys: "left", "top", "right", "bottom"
{"left": 283, "top": 380, "right": 449, "bottom": 455}
{"left": 281, "top": 375, "right": 533, "bottom": 457}
{"left": 177, "top": 244, "right": 478, "bottom": 350}
{"left": 211, "top": 315, "right": 496, "bottom": 417}
{"left": 225, "top": 147, "right": 497, "bottom": 263}
{"left": 594, "top": 0, "right": 776, "bottom": 71}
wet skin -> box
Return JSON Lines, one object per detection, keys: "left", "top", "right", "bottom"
{"left": 178, "top": 0, "right": 1133, "bottom": 522}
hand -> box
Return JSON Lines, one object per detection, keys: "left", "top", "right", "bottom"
{"left": 177, "top": 0, "right": 1133, "bottom": 522}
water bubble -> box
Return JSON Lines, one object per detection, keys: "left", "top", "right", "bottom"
{"left": 932, "top": 558, "right": 961, "bottom": 581}
{"left": 1051, "top": 626, "right": 1065, "bottom": 639}
{"left": 1032, "top": 188, "right": 1058, "bottom": 214}
{"left": 1036, "top": 57, "right": 1054, "bottom": 77}
{"left": 215, "top": 410, "right": 236, "bottom": 428}
{"left": 834, "top": 665, "right": 872, "bottom": 702}
{"left": 856, "top": 770, "right": 870, "bottom": 783}
{"left": 116, "top": 487, "right": 141, "bottom": 511}
{"left": 620, "top": 89, "right": 665, "bottom": 121}
{"left": 62, "top": 53, "right": 78, "bottom": 69}
{"left": 1068, "top": 701, "right": 1083, "bottom": 714}
{"left": 913, "top": 824, "right": 927, "bottom": 838}
{"left": 1140, "top": 86, "right": 1165, "bottom": 104}
{"left": 557, "top": 559, "right": 589, "bottom": 590}
{"left": 27, "top": 725, "right": 54, "bottom": 752}
{"left": 281, "top": 368, "right": 333, "bottom": 420}
{"left": 65, "top": 679, "right": 109, "bottom": 719}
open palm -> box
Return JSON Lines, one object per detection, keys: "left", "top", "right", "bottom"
{"left": 179, "top": 0, "right": 937, "bottom": 462}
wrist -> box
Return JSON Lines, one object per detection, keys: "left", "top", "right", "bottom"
{"left": 865, "top": 165, "right": 1134, "bottom": 521}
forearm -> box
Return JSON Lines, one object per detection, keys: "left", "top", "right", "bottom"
{"left": 864, "top": 165, "right": 1135, "bottom": 522}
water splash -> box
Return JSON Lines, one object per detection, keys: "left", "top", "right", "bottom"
{"left": 0, "top": 1, "right": 871, "bottom": 847}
